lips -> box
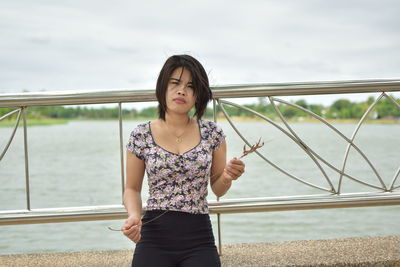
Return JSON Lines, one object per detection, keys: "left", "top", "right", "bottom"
{"left": 173, "top": 97, "right": 186, "bottom": 104}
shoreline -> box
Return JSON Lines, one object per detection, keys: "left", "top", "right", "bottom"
{"left": 1, "top": 116, "right": 398, "bottom": 127}
{"left": 215, "top": 116, "right": 400, "bottom": 124}
{"left": 1, "top": 235, "right": 399, "bottom": 266}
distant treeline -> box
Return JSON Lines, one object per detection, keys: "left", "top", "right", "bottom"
{"left": 1, "top": 96, "right": 399, "bottom": 120}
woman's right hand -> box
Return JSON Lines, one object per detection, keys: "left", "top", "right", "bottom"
{"left": 122, "top": 215, "right": 142, "bottom": 243}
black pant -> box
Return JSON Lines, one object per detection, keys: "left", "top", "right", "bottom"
{"left": 132, "top": 210, "right": 221, "bottom": 267}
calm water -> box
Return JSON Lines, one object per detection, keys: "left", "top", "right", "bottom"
{"left": 0, "top": 120, "right": 399, "bottom": 255}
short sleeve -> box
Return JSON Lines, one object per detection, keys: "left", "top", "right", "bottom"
{"left": 210, "top": 121, "right": 226, "bottom": 150}
{"left": 126, "top": 126, "right": 145, "bottom": 160}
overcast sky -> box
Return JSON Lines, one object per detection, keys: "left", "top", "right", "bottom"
{"left": 1, "top": 0, "right": 399, "bottom": 108}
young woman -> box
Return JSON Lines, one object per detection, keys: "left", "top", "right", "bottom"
{"left": 122, "top": 55, "right": 245, "bottom": 267}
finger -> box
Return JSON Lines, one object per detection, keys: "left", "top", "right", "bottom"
{"left": 231, "top": 161, "right": 245, "bottom": 172}
{"left": 123, "top": 220, "right": 135, "bottom": 230}
{"left": 131, "top": 227, "right": 142, "bottom": 242}
{"left": 223, "top": 168, "right": 232, "bottom": 177}
{"left": 228, "top": 159, "right": 245, "bottom": 169}
{"left": 123, "top": 225, "right": 139, "bottom": 236}
{"left": 229, "top": 162, "right": 245, "bottom": 172}
{"left": 225, "top": 168, "right": 234, "bottom": 177}
{"left": 127, "top": 231, "right": 137, "bottom": 241}
{"left": 230, "top": 159, "right": 245, "bottom": 167}
{"left": 232, "top": 167, "right": 244, "bottom": 176}
{"left": 122, "top": 221, "right": 130, "bottom": 229}
{"left": 227, "top": 168, "right": 241, "bottom": 178}
{"left": 123, "top": 225, "right": 136, "bottom": 235}
{"left": 223, "top": 173, "right": 234, "bottom": 181}
{"left": 133, "top": 234, "right": 141, "bottom": 243}
{"left": 227, "top": 165, "right": 243, "bottom": 176}
{"left": 122, "top": 225, "right": 132, "bottom": 232}
{"left": 123, "top": 229, "right": 135, "bottom": 238}
{"left": 131, "top": 230, "right": 141, "bottom": 243}
{"left": 127, "top": 229, "right": 139, "bottom": 240}
{"left": 226, "top": 166, "right": 245, "bottom": 180}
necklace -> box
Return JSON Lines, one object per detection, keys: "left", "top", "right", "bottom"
{"left": 165, "top": 117, "right": 192, "bottom": 143}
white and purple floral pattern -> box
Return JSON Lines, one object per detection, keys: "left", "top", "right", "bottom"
{"left": 126, "top": 119, "right": 226, "bottom": 214}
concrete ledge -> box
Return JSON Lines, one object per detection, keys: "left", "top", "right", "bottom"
{"left": 1, "top": 236, "right": 399, "bottom": 267}
{"left": 220, "top": 236, "right": 400, "bottom": 267}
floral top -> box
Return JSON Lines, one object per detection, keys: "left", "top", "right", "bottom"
{"left": 126, "top": 119, "right": 226, "bottom": 214}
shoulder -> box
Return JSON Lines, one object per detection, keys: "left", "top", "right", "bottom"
{"left": 126, "top": 122, "right": 150, "bottom": 160}
{"left": 134, "top": 121, "right": 149, "bottom": 131}
{"left": 199, "top": 119, "right": 222, "bottom": 130}
{"left": 130, "top": 121, "right": 149, "bottom": 136}
{"left": 200, "top": 119, "right": 225, "bottom": 136}
{"left": 202, "top": 120, "right": 225, "bottom": 139}
{"left": 199, "top": 120, "right": 226, "bottom": 151}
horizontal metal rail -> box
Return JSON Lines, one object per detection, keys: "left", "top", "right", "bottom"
{"left": 1, "top": 79, "right": 400, "bottom": 108}
{"left": 1, "top": 192, "right": 400, "bottom": 226}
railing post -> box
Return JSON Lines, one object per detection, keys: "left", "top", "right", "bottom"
{"left": 217, "top": 212, "right": 222, "bottom": 255}
{"left": 22, "top": 106, "right": 31, "bottom": 210}
{"left": 118, "top": 103, "right": 125, "bottom": 205}
{"left": 213, "top": 99, "right": 223, "bottom": 255}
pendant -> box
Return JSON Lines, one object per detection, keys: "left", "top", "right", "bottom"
{"left": 176, "top": 137, "right": 182, "bottom": 143}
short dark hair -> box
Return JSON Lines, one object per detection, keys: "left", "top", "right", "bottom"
{"left": 156, "top": 55, "right": 212, "bottom": 120}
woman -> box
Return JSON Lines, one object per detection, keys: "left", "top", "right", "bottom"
{"left": 123, "top": 55, "right": 245, "bottom": 267}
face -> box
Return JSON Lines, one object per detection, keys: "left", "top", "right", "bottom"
{"left": 165, "top": 67, "right": 196, "bottom": 115}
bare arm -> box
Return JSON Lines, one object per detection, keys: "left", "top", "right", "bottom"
{"left": 210, "top": 140, "right": 245, "bottom": 197}
{"left": 122, "top": 150, "right": 145, "bottom": 243}
{"left": 210, "top": 140, "right": 230, "bottom": 197}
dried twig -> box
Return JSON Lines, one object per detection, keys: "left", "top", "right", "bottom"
{"left": 108, "top": 210, "right": 169, "bottom": 231}
{"left": 239, "top": 138, "right": 265, "bottom": 159}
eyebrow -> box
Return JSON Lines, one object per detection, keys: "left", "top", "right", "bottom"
{"left": 169, "top": 78, "right": 193, "bottom": 84}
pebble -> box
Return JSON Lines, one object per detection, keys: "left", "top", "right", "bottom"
{"left": 1, "top": 235, "right": 399, "bottom": 267}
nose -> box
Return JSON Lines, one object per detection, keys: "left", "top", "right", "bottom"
{"left": 177, "top": 85, "right": 187, "bottom": 96}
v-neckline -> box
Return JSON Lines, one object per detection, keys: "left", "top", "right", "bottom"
{"left": 148, "top": 119, "right": 203, "bottom": 156}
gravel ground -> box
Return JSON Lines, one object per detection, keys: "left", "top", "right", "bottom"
{"left": 1, "top": 236, "right": 399, "bottom": 267}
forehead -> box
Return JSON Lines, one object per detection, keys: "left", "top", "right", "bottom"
{"left": 170, "top": 67, "right": 192, "bottom": 81}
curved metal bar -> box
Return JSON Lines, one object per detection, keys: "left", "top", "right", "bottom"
{"left": 0, "top": 108, "right": 22, "bottom": 161}
{"left": 383, "top": 92, "right": 400, "bottom": 109}
{"left": 384, "top": 93, "right": 400, "bottom": 190}
{"left": 338, "top": 93, "right": 387, "bottom": 193}
{"left": 217, "top": 99, "right": 334, "bottom": 193}
{"left": 0, "top": 109, "right": 20, "bottom": 121}
{"left": 270, "top": 97, "right": 386, "bottom": 191}
{"left": 389, "top": 167, "right": 400, "bottom": 191}
{"left": 268, "top": 96, "right": 336, "bottom": 192}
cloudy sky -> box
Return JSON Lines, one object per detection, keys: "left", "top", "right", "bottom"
{"left": 1, "top": 0, "right": 399, "bottom": 108}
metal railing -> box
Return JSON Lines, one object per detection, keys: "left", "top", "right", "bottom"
{"left": 1, "top": 78, "right": 400, "bottom": 254}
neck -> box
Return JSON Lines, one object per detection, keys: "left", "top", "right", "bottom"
{"left": 164, "top": 113, "right": 193, "bottom": 128}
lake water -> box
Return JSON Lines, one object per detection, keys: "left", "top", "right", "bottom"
{"left": 0, "top": 120, "right": 399, "bottom": 255}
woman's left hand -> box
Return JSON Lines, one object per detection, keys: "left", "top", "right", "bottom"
{"left": 222, "top": 157, "right": 245, "bottom": 183}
